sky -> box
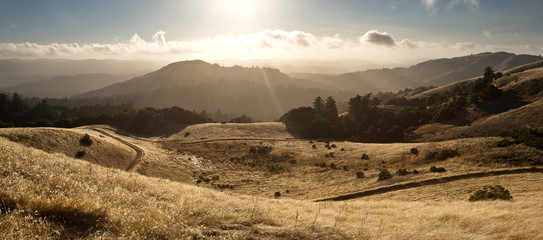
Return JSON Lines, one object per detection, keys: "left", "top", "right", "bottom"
{"left": 1, "top": 0, "right": 542, "bottom": 66}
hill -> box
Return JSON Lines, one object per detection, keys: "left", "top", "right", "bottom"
{"left": 1, "top": 125, "right": 543, "bottom": 239}
{"left": 0, "top": 59, "right": 159, "bottom": 88}
{"left": 0, "top": 73, "right": 132, "bottom": 98}
{"left": 76, "top": 60, "right": 352, "bottom": 121}
{"left": 412, "top": 62, "right": 543, "bottom": 142}
{"left": 334, "top": 52, "right": 543, "bottom": 94}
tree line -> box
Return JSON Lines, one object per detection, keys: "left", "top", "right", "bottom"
{"left": 280, "top": 67, "right": 504, "bottom": 142}
{"left": 0, "top": 93, "right": 211, "bottom": 134}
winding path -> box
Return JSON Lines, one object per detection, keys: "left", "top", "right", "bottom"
{"left": 315, "top": 167, "right": 543, "bottom": 202}
{"left": 89, "top": 128, "right": 145, "bottom": 171}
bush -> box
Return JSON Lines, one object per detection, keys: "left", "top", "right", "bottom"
{"left": 331, "top": 144, "right": 337, "bottom": 148}
{"left": 361, "top": 154, "right": 370, "bottom": 160}
{"left": 469, "top": 185, "right": 512, "bottom": 201}
{"left": 429, "top": 166, "right": 446, "bottom": 172}
{"left": 396, "top": 169, "right": 410, "bottom": 176}
{"left": 274, "top": 191, "right": 281, "bottom": 198}
{"left": 79, "top": 134, "right": 93, "bottom": 146}
{"left": 330, "top": 163, "right": 337, "bottom": 170}
{"left": 412, "top": 169, "right": 419, "bottom": 174}
{"left": 410, "top": 148, "right": 419, "bottom": 155}
{"left": 75, "top": 151, "right": 86, "bottom": 158}
{"left": 378, "top": 169, "right": 393, "bottom": 181}
{"left": 356, "top": 171, "right": 365, "bottom": 178}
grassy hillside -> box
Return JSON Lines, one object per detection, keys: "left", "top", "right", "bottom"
{"left": 2, "top": 136, "right": 543, "bottom": 239}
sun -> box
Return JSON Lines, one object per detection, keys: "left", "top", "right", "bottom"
{"left": 226, "top": 0, "right": 253, "bottom": 13}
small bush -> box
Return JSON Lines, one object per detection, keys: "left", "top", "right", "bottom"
{"left": 184, "top": 132, "right": 190, "bottom": 137}
{"left": 340, "top": 148, "right": 345, "bottom": 151}
{"left": 75, "top": 151, "right": 86, "bottom": 158}
{"left": 429, "top": 166, "right": 446, "bottom": 172}
{"left": 330, "top": 163, "right": 337, "bottom": 170}
{"left": 469, "top": 185, "right": 512, "bottom": 201}
{"left": 274, "top": 192, "right": 281, "bottom": 198}
{"left": 79, "top": 134, "right": 93, "bottom": 146}
{"left": 396, "top": 169, "right": 410, "bottom": 176}
{"left": 410, "top": 148, "right": 419, "bottom": 155}
{"left": 412, "top": 169, "right": 419, "bottom": 174}
{"left": 361, "top": 154, "right": 370, "bottom": 160}
{"left": 331, "top": 144, "right": 337, "bottom": 148}
{"left": 378, "top": 169, "right": 393, "bottom": 181}
{"left": 356, "top": 171, "right": 365, "bottom": 178}
{"left": 312, "top": 144, "right": 317, "bottom": 149}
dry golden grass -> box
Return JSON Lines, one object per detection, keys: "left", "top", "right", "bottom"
{"left": 2, "top": 137, "right": 543, "bottom": 239}
{"left": 0, "top": 127, "right": 135, "bottom": 170}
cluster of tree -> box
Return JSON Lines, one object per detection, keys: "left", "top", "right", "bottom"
{"left": 0, "top": 93, "right": 211, "bottom": 134}
{"left": 280, "top": 67, "right": 505, "bottom": 142}
{"left": 280, "top": 94, "right": 406, "bottom": 142}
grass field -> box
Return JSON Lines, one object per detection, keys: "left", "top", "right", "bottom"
{"left": 1, "top": 136, "right": 543, "bottom": 239}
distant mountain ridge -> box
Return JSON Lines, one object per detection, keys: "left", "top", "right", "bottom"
{"left": 76, "top": 60, "right": 351, "bottom": 120}
{"left": 334, "top": 52, "right": 543, "bottom": 93}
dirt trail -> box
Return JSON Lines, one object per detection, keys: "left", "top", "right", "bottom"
{"left": 315, "top": 167, "right": 543, "bottom": 202}
{"left": 89, "top": 128, "right": 145, "bottom": 171}
{"left": 170, "top": 137, "right": 295, "bottom": 145}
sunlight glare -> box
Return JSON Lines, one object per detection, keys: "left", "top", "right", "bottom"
{"left": 227, "top": 0, "right": 253, "bottom": 12}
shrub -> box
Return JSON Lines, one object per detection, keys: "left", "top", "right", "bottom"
{"left": 274, "top": 192, "right": 281, "bottom": 198}
{"left": 361, "top": 154, "right": 370, "bottom": 160}
{"left": 412, "top": 169, "right": 419, "bottom": 174}
{"left": 340, "top": 148, "right": 345, "bottom": 151}
{"left": 79, "top": 134, "right": 93, "bottom": 146}
{"left": 331, "top": 144, "right": 337, "bottom": 148}
{"left": 312, "top": 144, "right": 317, "bottom": 149}
{"left": 429, "top": 166, "right": 446, "bottom": 172}
{"left": 249, "top": 146, "right": 272, "bottom": 156}
{"left": 378, "top": 169, "right": 393, "bottom": 181}
{"left": 184, "top": 132, "right": 190, "bottom": 137}
{"left": 330, "top": 163, "right": 337, "bottom": 170}
{"left": 356, "top": 171, "right": 365, "bottom": 178}
{"left": 75, "top": 151, "right": 86, "bottom": 158}
{"left": 469, "top": 185, "right": 512, "bottom": 201}
{"left": 396, "top": 168, "right": 410, "bottom": 176}
{"left": 410, "top": 148, "right": 419, "bottom": 155}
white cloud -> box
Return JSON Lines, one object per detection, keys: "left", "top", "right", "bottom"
{"left": 0, "top": 29, "right": 541, "bottom": 64}
{"left": 360, "top": 30, "right": 396, "bottom": 47}
{"left": 422, "top": 0, "right": 480, "bottom": 11}
{"left": 483, "top": 30, "right": 494, "bottom": 40}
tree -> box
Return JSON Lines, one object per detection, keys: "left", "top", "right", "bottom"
{"left": 323, "top": 96, "right": 339, "bottom": 124}
{"left": 312, "top": 96, "right": 325, "bottom": 115}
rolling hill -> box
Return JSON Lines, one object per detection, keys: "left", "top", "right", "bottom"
{"left": 333, "top": 52, "right": 543, "bottom": 94}
{"left": 76, "top": 60, "right": 352, "bottom": 121}
{"left": 1, "top": 73, "right": 133, "bottom": 98}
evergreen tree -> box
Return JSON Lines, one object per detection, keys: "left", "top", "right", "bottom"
{"left": 323, "top": 96, "right": 339, "bottom": 124}
{"left": 312, "top": 96, "right": 325, "bottom": 115}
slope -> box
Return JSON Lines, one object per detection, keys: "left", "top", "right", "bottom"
{"left": 2, "top": 136, "right": 543, "bottom": 239}
{"left": 334, "top": 52, "right": 543, "bottom": 94}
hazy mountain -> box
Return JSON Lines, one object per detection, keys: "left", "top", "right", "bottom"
{"left": 76, "top": 60, "right": 351, "bottom": 120}
{"left": 0, "top": 59, "right": 160, "bottom": 88}
{"left": 334, "top": 52, "right": 543, "bottom": 94}
{"left": 1, "top": 74, "right": 133, "bottom": 98}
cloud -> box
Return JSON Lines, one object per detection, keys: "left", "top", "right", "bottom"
{"left": 398, "top": 39, "right": 418, "bottom": 49}
{"left": 483, "top": 30, "right": 494, "bottom": 40}
{"left": 0, "top": 29, "right": 541, "bottom": 64}
{"left": 152, "top": 31, "right": 167, "bottom": 46}
{"left": 360, "top": 30, "right": 396, "bottom": 47}
{"left": 422, "top": 0, "right": 480, "bottom": 11}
